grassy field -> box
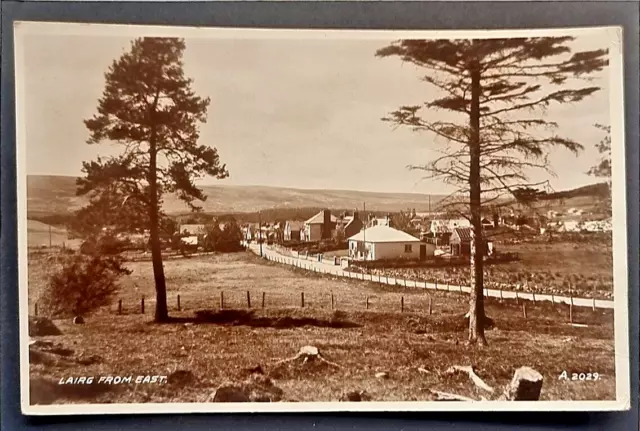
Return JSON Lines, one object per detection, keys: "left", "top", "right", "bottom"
{"left": 27, "top": 251, "right": 616, "bottom": 405}
{"left": 348, "top": 239, "right": 613, "bottom": 300}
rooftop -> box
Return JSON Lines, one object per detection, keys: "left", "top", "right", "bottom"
{"left": 305, "top": 211, "right": 338, "bottom": 225}
{"left": 347, "top": 225, "right": 420, "bottom": 243}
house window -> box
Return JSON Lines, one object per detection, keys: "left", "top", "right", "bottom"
{"left": 404, "top": 244, "right": 412, "bottom": 253}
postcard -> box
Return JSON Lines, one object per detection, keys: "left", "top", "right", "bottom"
{"left": 14, "top": 21, "right": 629, "bottom": 414}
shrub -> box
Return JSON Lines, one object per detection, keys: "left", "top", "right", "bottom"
{"left": 41, "top": 252, "right": 131, "bottom": 317}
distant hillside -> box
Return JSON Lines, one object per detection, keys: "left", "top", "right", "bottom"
{"left": 26, "top": 175, "right": 444, "bottom": 219}
{"left": 26, "top": 175, "right": 610, "bottom": 223}
{"left": 544, "top": 182, "right": 609, "bottom": 201}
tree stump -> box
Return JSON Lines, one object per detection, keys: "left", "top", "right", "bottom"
{"left": 502, "top": 367, "right": 543, "bottom": 400}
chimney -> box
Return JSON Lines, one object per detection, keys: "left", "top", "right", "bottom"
{"left": 322, "top": 209, "right": 332, "bottom": 239}
{"left": 353, "top": 210, "right": 359, "bottom": 221}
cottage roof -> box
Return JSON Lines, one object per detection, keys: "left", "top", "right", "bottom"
{"left": 347, "top": 225, "right": 420, "bottom": 243}
{"left": 452, "top": 227, "right": 473, "bottom": 242}
{"left": 305, "top": 211, "right": 338, "bottom": 225}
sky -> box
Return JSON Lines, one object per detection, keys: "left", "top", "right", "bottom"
{"left": 19, "top": 27, "right": 612, "bottom": 194}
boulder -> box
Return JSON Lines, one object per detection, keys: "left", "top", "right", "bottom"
{"left": 29, "top": 317, "right": 62, "bottom": 336}
{"left": 502, "top": 367, "right": 543, "bottom": 401}
{"left": 211, "top": 384, "right": 251, "bottom": 402}
{"left": 211, "top": 375, "right": 283, "bottom": 403}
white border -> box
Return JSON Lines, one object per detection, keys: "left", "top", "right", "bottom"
{"left": 14, "top": 21, "right": 630, "bottom": 415}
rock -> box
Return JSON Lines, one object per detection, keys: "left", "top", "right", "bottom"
{"left": 340, "top": 390, "right": 371, "bottom": 402}
{"left": 168, "top": 370, "right": 197, "bottom": 387}
{"left": 211, "top": 375, "right": 283, "bottom": 403}
{"left": 375, "top": 372, "right": 389, "bottom": 379}
{"left": 29, "top": 317, "right": 62, "bottom": 336}
{"left": 299, "top": 345, "right": 319, "bottom": 357}
{"left": 211, "top": 384, "right": 251, "bottom": 402}
{"left": 73, "top": 316, "right": 85, "bottom": 324}
{"left": 502, "top": 367, "right": 543, "bottom": 401}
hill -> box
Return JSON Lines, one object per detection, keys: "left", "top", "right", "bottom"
{"left": 26, "top": 175, "right": 444, "bottom": 219}
{"left": 26, "top": 175, "right": 609, "bottom": 223}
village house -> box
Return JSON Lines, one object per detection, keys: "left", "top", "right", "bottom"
{"left": 337, "top": 211, "right": 364, "bottom": 239}
{"left": 366, "top": 214, "right": 391, "bottom": 228}
{"left": 429, "top": 218, "right": 471, "bottom": 235}
{"left": 449, "top": 227, "right": 494, "bottom": 257}
{"left": 284, "top": 221, "right": 304, "bottom": 241}
{"left": 301, "top": 210, "right": 337, "bottom": 242}
{"left": 347, "top": 225, "right": 434, "bottom": 261}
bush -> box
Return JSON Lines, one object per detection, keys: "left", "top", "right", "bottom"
{"left": 41, "top": 252, "right": 131, "bottom": 317}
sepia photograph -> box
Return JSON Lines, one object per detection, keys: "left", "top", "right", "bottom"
{"left": 14, "top": 22, "right": 629, "bottom": 414}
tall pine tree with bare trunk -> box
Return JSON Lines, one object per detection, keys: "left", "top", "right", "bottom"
{"left": 377, "top": 37, "right": 607, "bottom": 345}
{"left": 82, "top": 38, "right": 228, "bottom": 322}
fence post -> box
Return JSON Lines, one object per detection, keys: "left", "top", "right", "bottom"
{"left": 262, "top": 292, "right": 266, "bottom": 309}
{"left": 301, "top": 292, "right": 305, "bottom": 308}
{"left": 220, "top": 291, "right": 224, "bottom": 309}
{"left": 551, "top": 294, "right": 555, "bottom": 305}
{"left": 404, "top": 279, "right": 407, "bottom": 288}
{"left": 247, "top": 291, "right": 251, "bottom": 309}
{"left": 331, "top": 293, "right": 335, "bottom": 310}
{"left": 428, "top": 297, "right": 432, "bottom": 315}
{"left": 515, "top": 291, "right": 519, "bottom": 305}
{"left": 532, "top": 292, "right": 536, "bottom": 305}
{"left": 118, "top": 299, "right": 122, "bottom": 315}
{"left": 522, "top": 302, "right": 527, "bottom": 319}
{"left": 499, "top": 289, "right": 503, "bottom": 301}
{"left": 569, "top": 297, "right": 574, "bottom": 323}
{"left": 401, "top": 296, "right": 404, "bottom": 313}
{"left": 34, "top": 302, "right": 38, "bottom": 316}
{"left": 141, "top": 296, "right": 145, "bottom": 314}
{"left": 592, "top": 297, "right": 596, "bottom": 312}
{"left": 177, "top": 295, "right": 181, "bottom": 311}
{"left": 386, "top": 275, "right": 389, "bottom": 284}
{"left": 435, "top": 279, "right": 438, "bottom": 290}
{"left": 366, "top": 296, "right": 369, "bottom": 310}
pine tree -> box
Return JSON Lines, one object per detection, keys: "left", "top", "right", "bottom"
{"left": 377, "top": 37, "right": 607, "bottom": 345}
{"left": 81, "top": 38, "right": 228, "bottom": 322}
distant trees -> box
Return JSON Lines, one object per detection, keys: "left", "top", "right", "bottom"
{"left": 391, "top": 209, "right": 421, "bottom": 237}
{"left": 587, "top": 124, "right": 612, "bottom": 216}
{"left": 81, "top": 38, "right": 228, "bottom": 322}
{"left": 202, "top": 218, "right": 244, "bottom": 252}
{"left": 377, "top": 37, "right": 607, "bottom": 345}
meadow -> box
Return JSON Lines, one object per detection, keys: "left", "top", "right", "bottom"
{"left": 28, "top": 250, "right": 616, "bottom": 405}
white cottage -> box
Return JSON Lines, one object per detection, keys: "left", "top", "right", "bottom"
{"left": 347, "top": 225, "right": 433, "bottom": 261}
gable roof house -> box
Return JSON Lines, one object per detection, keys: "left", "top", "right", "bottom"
{"left": 347, "top": 225, "right": 433, "bottom": 261}
{"left": 302, "top": 210, "right": 337, "bottom": 242}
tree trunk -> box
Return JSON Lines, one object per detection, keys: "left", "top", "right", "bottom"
{"left": 149, "top": 134, "right": 169, "bottom": 323}
{"left": 467, "top": 57, "right": 487, "bottom": 346}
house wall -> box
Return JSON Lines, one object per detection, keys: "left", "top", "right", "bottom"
{"left": 306, "top": 224, "right": 323, "bottom": 241}
{"left": 372, "top": 242, "right": 422, "bottom": 260}
{"left": 344, "top": 219, "right": 363, "bottom": 238}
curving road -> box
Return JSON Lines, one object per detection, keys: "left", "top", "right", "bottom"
{"left": 246, "top": 243, "right": 615, "bottom": 310}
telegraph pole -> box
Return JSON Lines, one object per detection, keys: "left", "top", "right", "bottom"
{"left": 258, "top": 211, "right": 263, "bottom": 257}
{"left": 363, "top": 202, "right": 366, "bottom": 260}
